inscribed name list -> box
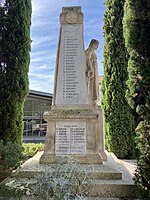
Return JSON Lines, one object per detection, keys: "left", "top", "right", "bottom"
{"left": 55, "top": 24, "right": 88, "bottom": 105}
{"left": 55, "top": 122, "right": 86, "bottom": 154}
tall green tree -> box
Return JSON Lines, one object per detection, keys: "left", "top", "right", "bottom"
{"left": 0, "top": 0, "right": 31, "bottom": 144}
{"left": 101, "top": 0, "right": 135, "bottom": 158}
{"left": 123, "top": 0, "right": 150, "bottom": 198}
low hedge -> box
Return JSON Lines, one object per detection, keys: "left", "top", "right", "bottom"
{"left": 22, "top": 143, "right": 44, "bottom": 159}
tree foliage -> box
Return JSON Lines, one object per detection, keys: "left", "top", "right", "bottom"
{"left": 123, "top": 0, "right": 150, "bottom": 198}
{"left": 101, "top": 0, "right": 135, "bottom": 158}
{"left": 0, "top": 0, "right": 31, "bottom": 144}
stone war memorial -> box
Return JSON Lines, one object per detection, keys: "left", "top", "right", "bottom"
{"left": 40, "top": 6, "right": 106, "bottom": 164}
{"left": 8, "top": 7, "right": 136, "bottom": 199}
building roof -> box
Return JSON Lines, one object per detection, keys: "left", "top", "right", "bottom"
{"left": 29, "top": 90, "right": 53, "bottom": 98}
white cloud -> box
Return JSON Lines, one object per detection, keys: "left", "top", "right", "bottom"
{"left": 31, "top": 21, "right": 51, "bottom": 28}
{"left": 31, "top": 15, "right": 59, "bottom": 30}
{"left": 30, "top": 49, "right": 50, "bottom": 56}
{"left": 32, "top": 0, "right": 51, "bottom": 16}
{"left": 31, "top": 52, "right": 56, "bottom": 61}
{"left": 30, "top": 57, "right": 46, "bottom": 63}
{"left": 31, "top": 0, "right": 88, "bottom": 18}
{"left": 29, "top": 74, "right": 54, "bottom": 93}
{"left": 33, "top": 64, "right": 53, "bottom": 75}
{"left": 30, "top": 56, "right": 55, "bottom": 64}
{"left": 30, "top": 64, "right": 50, "bottom": 70}
{"left": 30, "top": 52, "right": 56, "bottom": 76}
{"left": 29, "top": 70, "right": 54, "bottom": 78}
{"left": 31, "top": 36, "right": 55, "bottom": 48}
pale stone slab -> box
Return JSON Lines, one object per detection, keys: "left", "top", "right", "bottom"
{"left": 55, "top": 121, "right": 86, "bottom": 155}
{"left": 55, "top": 24, "right": 88, "bottom": 105}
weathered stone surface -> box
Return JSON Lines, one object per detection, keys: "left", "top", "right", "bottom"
{"left": 85, "top": 39, "right": 100, "bottom": 105}
{"left": 40, "top": 113, "right": 105, "bottom": 163}
{"left": 55, "top": 24, "right": 88, "bottom": 105}
{"left": 4, "top": 151, "right": 137, "bottom": 199}
{"left": 40, "top": 153, "right": 103, "bottom": 164}
{"left": 60, "top": 6, "right": 83, "bottom": 24}
{"left": 40, "top": 6, "right": 106, "bottom": 164}
{"left": 55, "top": 121, "right": 86, "bottom": 154}
{"left": 54, "top": 7, "right": 88, "bottom": 106}
{"left": 44, "top": 108, "right": 98, "bottom": 119}
{"left": 87, "top": 182, "right": 135, "bottom": 198}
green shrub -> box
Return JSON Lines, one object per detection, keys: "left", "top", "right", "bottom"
{"left": 0, "top": 140, "right": 24, "bottom": 182}
{"left": 0, "top": 179, "right": 32, "bottom": 199}
{"left": 0, "top": 140, "right": 24, "bottom": 172}
{"left": 123, "top": 0, "right": 150, "bottom": 198}
{"left": 0, "top": 156, "right": 90, "bottom": 199}
{"left": 134, "top": 120, "right": 150, "bottom": 199}
{"left": 0, "top": 182, "right": 21, "bottom": 200}
{"left": 0, "top": 0, "right": 32, "bottom": 144}
{"left": 22, "top": 143, "right": 44, "bottom": 159}
{"left": 101, "top": 0, "right": 135, "bottom": 158}
{"left": 33, "top": 156, "right": 90, "bottom": 199}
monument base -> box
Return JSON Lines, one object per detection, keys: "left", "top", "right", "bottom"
{"left": 7, "top": 151, "right": 136, "bottom": 199}
{"left": 40, "top": 153, "right": 103, "bottom": 164}
{"left": 40, "top": 106, "right": 107, "bottom": 164}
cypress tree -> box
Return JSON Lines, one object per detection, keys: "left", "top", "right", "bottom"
{"left": 123, "top": 0, "right": 150, "bottom": 198}
{"left": 0, "top": 0, "right": 31, "bottom": 144}
{"left": 101, "top": 0, "right": 135, "bottom": 158}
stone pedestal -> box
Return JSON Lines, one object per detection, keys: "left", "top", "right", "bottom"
{"left": 40, "top": 6, "right": 106, "bottom": 164}
{"left": 40, "top": 107, "right": 106, "bottom": 164}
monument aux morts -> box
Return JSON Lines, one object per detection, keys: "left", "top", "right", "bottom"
{"left": 40, "top": 6, "right": 106, "bottom": 164}
{"left": 5, "top": 7, "right": 135, "bottom": 199}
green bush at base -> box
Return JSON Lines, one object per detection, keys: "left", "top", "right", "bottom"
{"left": 0, "top": 142, "right": 44, "bottom": 182}
{"left": 22, "top": 143, "right": 44, "bottom": 159}
{"left": 0, "top": 140, "right": 24, "bottom": 181}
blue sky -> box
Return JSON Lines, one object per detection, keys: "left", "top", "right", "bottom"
{"left": 30, "top": 0, "right": 105, "bottom": 93}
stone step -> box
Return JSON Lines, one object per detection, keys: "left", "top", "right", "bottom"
{"left": 19, "top": 196, "right": 138, "bottom": 200}
{"left": 3, "top": 176, "right": 135, "bottom": 199}
{"left": 87, "top": 198, "right": 138, "bottom": 200}
{"left": 11, "top": 152, "right": 122, "bottom": 180}
{"left": 86, "top": 179, "right": 135, "bottom": 198}
{"left": 12, "top": 164, "right": 122, "bottom": 180}
{"left": 3, "top": 151, "right": 137, "bottom": 199}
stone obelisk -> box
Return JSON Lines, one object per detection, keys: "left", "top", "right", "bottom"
{"left": 40, "top": 7, "right": 106, "bottom": 164}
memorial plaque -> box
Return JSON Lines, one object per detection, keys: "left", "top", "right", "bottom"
{"left": 55, "top": 122, "right": 86, "bottom": 154}
{"left": 55, "top": 24, "right": 88, "bottom": 105}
